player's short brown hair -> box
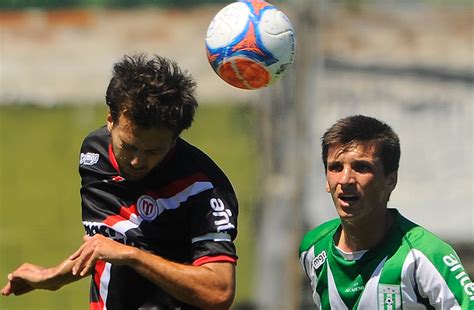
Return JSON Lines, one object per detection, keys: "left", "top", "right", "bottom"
{"left": 106, "top": 54, "right": 198, "bottom": 136}
{"left": 321, "top": 115, "right": 400, "bottom": 175}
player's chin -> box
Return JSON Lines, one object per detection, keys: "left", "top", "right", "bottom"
{"left": 336, "top": 201, "right": 360, "bottom": 218}
{"left": 123, "top": 170, "right": 148, "bottom": 181}
{"left": 337, "top": 210, "right": 355, "bottom": 219}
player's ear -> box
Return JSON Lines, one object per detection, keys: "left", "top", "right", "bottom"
{"left": 325, "top": 180, "right": 330, "bottom": 193}
{"left": 106, "top": 111, "right": 114, "bottom": 132}
{"left": 386, "top": 171, "right": 398, "bottom": 192}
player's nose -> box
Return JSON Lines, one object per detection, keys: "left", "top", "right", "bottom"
{"left": 130, "top": 152, "right": 147, "bottom": 169}
{"left": 338, "top": 167, "right": 355, "bottom": 185}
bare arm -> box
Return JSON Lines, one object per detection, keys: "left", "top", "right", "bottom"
{"left": 129, "top": 251, "right": 235, "bottom": 309}
{"left": 1, "top": 257, "right": 87, "bottom": 297}
{"left": 70, "top": 234, "right": 235, "bottom": 310}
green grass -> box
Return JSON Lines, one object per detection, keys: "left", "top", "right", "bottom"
{"left": 0, "top": 103, "right": 258, "bottom": 309}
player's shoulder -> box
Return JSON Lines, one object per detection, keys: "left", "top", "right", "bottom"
{"left": 393, "top": 209, "right": 455, "bottom": 254}
{"left": 81, "top": 125, "right": 109, "bottom": 151}
{"left": 175, "top": 138, "right": 210, "bottom": 161}
{"left": 79, "top": 126, "right": 113, "bottom": 175}
{"left": 174, "top": 138, "right": 231, "bottom": 182}
{"left": 299, "top": 218, "right": 340, "bottom": 254}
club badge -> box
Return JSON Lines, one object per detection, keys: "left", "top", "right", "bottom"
{"left": 137, "top": 195, "right": 160, "bottom": 221}
{"left": 378, "top": 284, "right": 401, "bottom": 309}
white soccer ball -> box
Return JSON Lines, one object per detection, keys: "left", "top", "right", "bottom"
{"left": 205, "top": 0, "right": 296, "bottom": 90}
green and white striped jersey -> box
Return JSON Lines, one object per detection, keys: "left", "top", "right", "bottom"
{"left": 299, "top": 209, "right": 473, "bottom": 309}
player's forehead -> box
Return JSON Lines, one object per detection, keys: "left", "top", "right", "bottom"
{"left": 328, "top": 141, "right": 380, "bottom": 162}
{"left": 114, "top": 114, "right": 174, "bottom": 149}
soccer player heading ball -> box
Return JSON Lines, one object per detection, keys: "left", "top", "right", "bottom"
{"left": 2, "top": 54, "right": 238, "bottom": 309}
{"left": 299, "top": 115, "right": 473, "bottom": 308}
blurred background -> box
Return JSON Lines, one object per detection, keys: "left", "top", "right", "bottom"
{"left": 0, "top": 0, "right": 472, "bottom": 309}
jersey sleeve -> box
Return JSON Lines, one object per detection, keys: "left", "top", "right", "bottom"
{"left": 299, "top": 219, "right": 340, "bottom": 279}
{"left": 79, "top": 127, "right": 129, "bottom": 233}
{"left": 412, "top": 242, "right": 474, "bottom": 308}
{"left": 402, "top": 223, "right": 474, "bottom": 308}
{"left": 187, "top": 186, "right": 238, "bottom": 264}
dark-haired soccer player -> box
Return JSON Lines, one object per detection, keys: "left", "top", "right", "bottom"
{"left": 299, "top": 115, "right": 473, "bottom": 309}
{"left": 2, "top": 54, "right": 238, "bottom": 310}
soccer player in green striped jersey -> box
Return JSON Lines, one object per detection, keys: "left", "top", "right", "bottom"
{"left": 299, "top": 115, "right": 473, "bottom": 309}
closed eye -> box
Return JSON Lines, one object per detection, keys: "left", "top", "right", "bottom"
{"left": 146, "top": 150, "right": 165, "bottom": 155}
{"left": 121, "top": 143, "right": 136, "bottom": 152}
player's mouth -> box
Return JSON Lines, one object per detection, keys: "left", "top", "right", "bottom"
{"left": 338, "top": 193, "right": 360, "bottom": 207}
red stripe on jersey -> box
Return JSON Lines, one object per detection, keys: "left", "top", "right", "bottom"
{"left": 151, "top": 172, "right": 210, "bottom": 198}
{"left": 102, "top": 204, "right": 138, "bottom": 226}
{"left": 91, "top": 260, "right": 106, "bottom": 310}
{"left": 101, "top": 174, "right": 210, "bottom": 226}
{"left": 90, "top": 301, "right": 103, "bottom": 310}
{"left": 103, "top": 214, "right": 125, "bottom": 227}
{"left": 192, "top": 255, "right": 237, "bottom": 266}
{"left": 108, "top": 143, "right": 120, "bottom": 173}
{"left": 120, "top": 203, "right": 138, "bottom": 218}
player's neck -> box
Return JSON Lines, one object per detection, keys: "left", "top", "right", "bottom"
{"left": 336, "top": 209, "right": 394, "bottom": 252}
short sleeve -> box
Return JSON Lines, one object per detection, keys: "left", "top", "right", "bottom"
{"left": 187, "top": 187, "right": 238, "bottom": 262}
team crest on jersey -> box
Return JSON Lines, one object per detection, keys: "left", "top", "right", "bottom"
{"left": 137, "top": 195, "right": 161, "bottom": 221}
{"left": 378, "top": 284, "right": 401, "bottom": 309}
{"left": 80, "top": 152, "right": 99, "bottom": 165}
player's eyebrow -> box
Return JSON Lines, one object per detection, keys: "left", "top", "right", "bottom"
{"left": 352, "top": 159, "right": 375, "bottom": 165}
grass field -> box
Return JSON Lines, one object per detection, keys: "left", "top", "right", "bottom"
{"left": 0, "top": 103, "right": 258, "bottom": 309}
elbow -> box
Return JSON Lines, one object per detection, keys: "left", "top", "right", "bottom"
{"left": 199, "top": 286, "right": 235, "bottom": 310}
{"left": 214, "top": 288, "right": 235, "bottom": 310}
{"left": 191, "top": 262, "right": 236, "bottom": 310}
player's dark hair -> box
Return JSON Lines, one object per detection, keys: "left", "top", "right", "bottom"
{"left": 105, "top": 53, "right": 198, "bottom": 136}
{"left": 321, "top": 115, "right": 400, "bottom": 175}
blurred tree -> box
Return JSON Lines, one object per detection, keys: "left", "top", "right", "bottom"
{"left": 345, "top": 0, "right": 362, "bottom": 12}
{"left": 1, "top": 0, "right": 81, "bottom": 9}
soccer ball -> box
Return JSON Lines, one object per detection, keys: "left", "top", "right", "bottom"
{"left": 205, "top": 0, "right": 296, "bottom": 90}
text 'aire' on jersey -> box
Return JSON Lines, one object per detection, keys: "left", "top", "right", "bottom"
{"left": 79, "top": 126, "right": 239, "bottom": 310}
{"left": 299, "top": 209, "right": 473, "bottom": 309}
